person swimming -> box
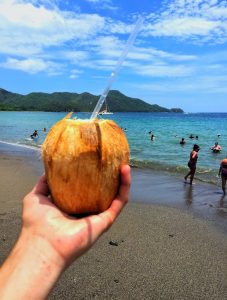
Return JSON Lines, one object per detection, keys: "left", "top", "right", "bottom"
{"left": 30, "top": 130, "right": 38, "bottom": 139}
{"left": 180, "top": 138, "right": 185, "bottom": 145}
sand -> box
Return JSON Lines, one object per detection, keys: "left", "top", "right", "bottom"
{"left": 0, "top": 142, "right": 227, "bottom": 300}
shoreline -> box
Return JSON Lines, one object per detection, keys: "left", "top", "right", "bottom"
{"left": 1, "top": 142, "right": 227, "bottom": 299}
{"left": 1, "top": 141, "right": 227, "bottom": 233}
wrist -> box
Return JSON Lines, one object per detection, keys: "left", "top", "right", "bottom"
{"left": 20, "top": 227, "right": 66, "bottom": 267}
{"left": 0, "top": 228, "right": 66, "bottom": 300}
{"left": 18, "top": 227, "right": 67, "bottom": 279}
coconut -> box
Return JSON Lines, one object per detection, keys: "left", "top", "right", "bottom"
{"left": 42, "top": 113, "right": 130, "bottom": 214}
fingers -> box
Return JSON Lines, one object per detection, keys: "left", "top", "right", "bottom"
{"left": 101, "top": 165, "right": 131, "bottom": 224}
{"left": 84, "top": 165, "right": 131, "bottom": 241}
{"left": 101, "top": 164, "right": 131, "bottom": 224}
{"left": 117, "top": 164, "right": 131, "bottom": 203}
{"left": 31, "top": 174, "right": 50, "bottom": 196}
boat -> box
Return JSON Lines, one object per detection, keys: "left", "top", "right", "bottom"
{"left": 99, "top": 109, "right": 113, "bottom": 115}
{"left": 98, "top": 99, "right": 113, "bottom": 115}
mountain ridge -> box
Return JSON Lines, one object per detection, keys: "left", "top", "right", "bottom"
{"left": 0, "top": 88, "right": 183, "bottom": 113}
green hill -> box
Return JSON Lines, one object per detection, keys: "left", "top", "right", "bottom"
{"left": 0, "top": 88, "right": 183, "bottom": 113}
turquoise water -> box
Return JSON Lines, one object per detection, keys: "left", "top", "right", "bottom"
{"left": 0, "top": 111, "right": 227, "bottom": 185}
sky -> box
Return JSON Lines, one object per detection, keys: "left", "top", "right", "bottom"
{"left": 1, "top": 0, "right": 227, "bottom": 112}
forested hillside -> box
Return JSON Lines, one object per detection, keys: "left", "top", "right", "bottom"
{"left": 0, "top": 88, "right": 183, "bottom": 113}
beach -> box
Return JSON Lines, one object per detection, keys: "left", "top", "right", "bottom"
{"left": 0, "top": 142, "right": 227, "bottom": 299}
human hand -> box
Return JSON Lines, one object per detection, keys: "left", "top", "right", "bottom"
{"left": 22, "top": 165, "right": 131, "bottom": 267}
{"left": 0, "top": 165, "right": 130, "bottom": 300}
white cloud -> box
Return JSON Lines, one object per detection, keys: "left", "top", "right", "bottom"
{"left": 82, "top": 33, "right": 197, "bottom": 65}
{"left": 105, "top": 19, "right": 133, "bottom": 34}
{"left": 1, "top": 57, "right": 62, "bottom": 74}
{"left": 149, "top": 17, "right": 220, "bottom": 37}
{"left": 0, "top": 0, "right": 108, "bottom": 74}
{"left": 0, "top": 0, "right": 105, "bottom": 58}
{"left": 84, "top": 0, "right": 118, "bottom": 11}
{"left": 85, "top": 0, "right": 104, "bottom": 2}
{"left": 60, "top": 50, "right": 89, "bottom": 62}
{"left": 79, "top": 35, "right": 131, "bottom": 61}
{"left": 130, "top": 63, "right": 195, "bottom": 77}
{"left": 145, "top": 0, "right": 227, "bottom": 43}
{"left": 132, "top": 73, "right": 227, "bottom": 94}
{"left": 69, "top": 68, "right": 83, "bottom": 79}
{"left": 69, "top": 74, "right": 77, "bottom": 79}
{"left": 1, "top": 0, "right": 226, "bottom": 80}
{"left": 128, "top": 47, "right": 197, "bottom": 62}
{"left": 80, "top": 33, "right": 198, "bottom": 76}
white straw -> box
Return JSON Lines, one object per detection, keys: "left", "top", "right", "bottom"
{"left": 90, "top": 16, "right": 144, "bottom": 119}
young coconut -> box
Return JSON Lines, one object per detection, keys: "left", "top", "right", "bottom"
{"left": 42, "top": 113, "right": 130, "bottom": 214}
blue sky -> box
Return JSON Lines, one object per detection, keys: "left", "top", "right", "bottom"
{"left": 1, "top": 0, "right": 227, "bottom": 112}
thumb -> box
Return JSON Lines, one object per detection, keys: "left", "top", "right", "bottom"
{"left": 31, "top": 174, "right": 50, "bottom": 196}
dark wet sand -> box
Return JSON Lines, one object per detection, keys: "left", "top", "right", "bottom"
{"left": 130, "top": 168, "right": 227, "bottom": 234}
{"left": 0, "top": 142, "right": 227, "bottom": 300}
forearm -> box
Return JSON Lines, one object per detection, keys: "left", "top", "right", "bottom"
{"left": 219, "top": 166, "right": 222, "bottom": 176}
{"left": 0, "top": 229, "right": 65, "bottom": 300}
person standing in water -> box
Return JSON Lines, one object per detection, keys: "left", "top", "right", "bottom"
{"left": 210, "top": 142, "right": 222, "bottom": 153}
{"left": 218, "top": 157, "right": 227, "bottom": 195}
{"left": 150, "top": 134, "right": 155, "bottom": 141}
{"left": 184, "top": 144, "right": 200, "bottom": 185}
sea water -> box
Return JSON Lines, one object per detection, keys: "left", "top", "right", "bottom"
{"left": 0, "top": 111, "right": 227, "bottom": 185}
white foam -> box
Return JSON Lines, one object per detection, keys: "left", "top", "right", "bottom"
{"left": 0, "top": 140, "right": 41, "bottom": 152}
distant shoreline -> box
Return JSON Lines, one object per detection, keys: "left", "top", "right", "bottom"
{"left": 1, "top": 110, "right": 227, "bottom": 113}
{"left": 0, "top": 109, "right": 184, "bottom": 113}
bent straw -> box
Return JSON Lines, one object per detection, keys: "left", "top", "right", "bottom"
{"left": 90, "top": 16, "right": 144, "bottom": 119}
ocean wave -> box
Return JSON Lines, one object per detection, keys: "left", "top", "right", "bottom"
{"left": 0, "top": 140, "right": 41, "bottom": 152}
{"left": 0, "top": 140, "right": 221, "bottom": 187}
{"left": 130, "top": 158, "right": 221, "bottom": 186}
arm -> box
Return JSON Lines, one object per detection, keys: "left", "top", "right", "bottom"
{"left": 191, "top": 150, "right": 198, "bottom": 159}
{"left": 218, "top": 163, "right": 222, "bottom": 176}
{"left": 0, "top": 165, "right": 131, "bottom": 300}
